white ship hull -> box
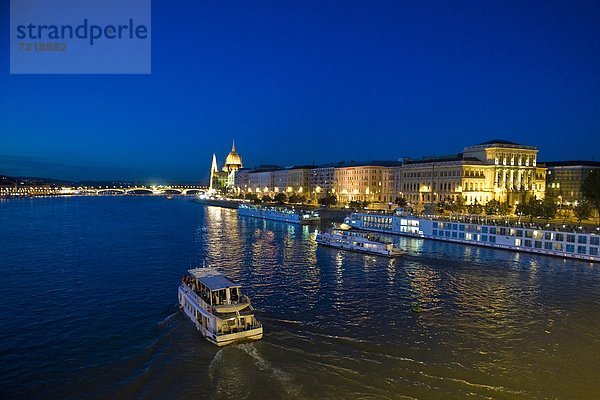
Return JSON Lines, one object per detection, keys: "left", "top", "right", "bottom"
{"left": 238, "top": 205, "right": 320, "bottom": 225}
{"left": 346, "top": 213, "right": 600, "bottom": 263}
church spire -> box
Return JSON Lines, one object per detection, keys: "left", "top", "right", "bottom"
{"left": 211, "top": 153, "right": 218, "bottom": 173}
{"left": 209, "top": 153, "right": 218, "bottom": 192}
{"left": 232, "top": 139, "right": 236, "bottom": 152}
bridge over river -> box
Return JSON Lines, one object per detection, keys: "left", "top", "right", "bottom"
{"left": 61, "top": 186, "right": 206, "bottom": 196}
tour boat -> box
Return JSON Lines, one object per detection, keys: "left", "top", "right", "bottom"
{"left": 315, "top": 228, "right": 405, "bottom": 257}
{"left": 238, "top": 204, "right": 320, "bottom": 224}
{"left": 178, "top": 267, "right": 263, "bottom": 346}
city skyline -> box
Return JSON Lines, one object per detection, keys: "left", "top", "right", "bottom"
{"left": 1, "top": 1, "right": 599, "bottom": 181}
{"left": 1, "top": 135, "right": 597, "bottom": 185}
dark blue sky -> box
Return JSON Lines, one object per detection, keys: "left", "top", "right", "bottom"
{"left": 1, "top": 0, "right": 599, "bottom": 183}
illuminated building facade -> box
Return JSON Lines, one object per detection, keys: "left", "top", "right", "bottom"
{"left": 286, "top": 166, "right": 311, "bottom": 196}
{"left": 228, "top": 139, "right": 548, "bottom": 207}
{"left": 238, "top": 165, "right": 311, "bottom": 197}
{"left": 309, "top": 166, "right": 335, "bottom": 201}
{"left": 272, "top": 169, "right": 289, "bottom": 193}
{"left": 232, "top": 169, "right": 250, "bottom": 194}
{"left": 0, "top": 175, "right": 58, "bottom": 197}
{"left": 545, "top": 161, "right": 600, "bottom": 205}
{"left": 399, "top": 157, "right": 468, "bottom": 205}
{"left": 398, "top": 140, "right": 546, "bottom": 207}
{"left": 333, "top": 162, "right": 402, "bottom": 203}
{"left": 462, "top": 140, "right": 546, "bottom": 205}
{"left": 246, "top": 166, "right": 281, "bottom": 195}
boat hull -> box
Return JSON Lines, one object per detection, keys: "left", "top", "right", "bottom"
{"left": 209, "top": 327, "right": 263, "bottom": 347}
{"left": 239, "top": 210, "right": 304, "bottom": 224}
{"left": 238, "top": 206, "right": 320, "bottom": 225}
{"left": 345, "top": 213, "right": 600, "bottom": 263}
{"left": 316, "top": 237, "right": 404, "bottom": 257}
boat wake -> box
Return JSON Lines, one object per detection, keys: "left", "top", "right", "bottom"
{"left": 260, "top": 315, "right": 305, "bottom": 326}
{"left": 157, "top": 309, "right": 180, "bottom": 327}
{"left": 238, "top": 343, "right": 301, "bottom": 397}
{"left": 208, "top": 342, "right": 302, "bottom": 399}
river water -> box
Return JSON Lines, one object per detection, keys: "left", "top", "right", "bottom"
{"left": 1, "top": 196, "right": 599, "bottom": 399}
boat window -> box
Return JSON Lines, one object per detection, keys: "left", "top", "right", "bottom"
{"left": 554, "top": 243, "right": 563, "bottom": 251}
{"left": 230, "top": 288, "right": 239, "bottom": 302}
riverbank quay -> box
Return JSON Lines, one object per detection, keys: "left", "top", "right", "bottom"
{"left": 193, "top": 198, "right": 242, "bottom": 209}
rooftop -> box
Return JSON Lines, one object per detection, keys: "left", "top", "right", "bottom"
{"left": 188, "top": 268, "right": 240, "bottom": 291}
{"left": 320, "top": 160, "right": 404, "bottom": 168}
{"left": 250, "top": 164, "right": 285, "bottom": 172}
{"left": 478, "top": 139, "right": 521, "bottom": 146}
{"left": 403, "top": 154, "right": 483, "bottom": 165}
{"left": 288, "top": 165, "right": 316, "bottom": 170}
{"left": 464, "top": 139, "right": 537, "bottom": 151}
{"left": 544, "top": 161, "right": 600, "bottom": 168}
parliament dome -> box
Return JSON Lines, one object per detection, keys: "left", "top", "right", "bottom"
{"left": 224, "top": 141, "right": 242, "bottom": 171}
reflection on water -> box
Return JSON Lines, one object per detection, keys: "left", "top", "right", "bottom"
{"left": 406, "top": 263, "right": 442, "bottom": 312}
{"left": 1, "top": 197, "right": 600, "bottom": 399}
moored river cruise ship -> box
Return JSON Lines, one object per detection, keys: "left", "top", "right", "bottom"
{"left": 178, "top": 267, "right": 263, "bottom": 346}
{"left": 238, "top": 204, "right": 320, "bottom": 224}
{"left": 345, "top": 211, "right": 600, "bottom": 263}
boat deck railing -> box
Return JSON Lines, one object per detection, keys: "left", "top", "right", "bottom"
{"left": 182, "top": 284, "right": 255, "bottom": 314}
{"left": 217, "top": 323, "right": 262, "bottom": 336}
{"left": 181, "top": 284, "right": 213, "bottom": 313}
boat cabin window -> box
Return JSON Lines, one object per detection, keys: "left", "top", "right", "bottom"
{"left": 211, "top": 289, "right": 226, "bottom": 306}
{"left": 230, "top": 287, "right": 239, "bottom": 302}
{"left": 210, "top": 287, "right": 241, "bottom": 305}
{"left": 184, "top": 277, "right": 212, "bottom": 304}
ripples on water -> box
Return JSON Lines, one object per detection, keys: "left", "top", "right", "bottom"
{"left": 1, "top": 197, "right": 600, "bottom": 399}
